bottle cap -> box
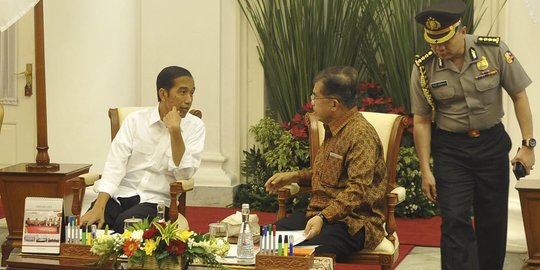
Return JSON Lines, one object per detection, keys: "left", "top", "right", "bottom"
{"left": 242, "top": 203, "right": 249, "bottom": 208}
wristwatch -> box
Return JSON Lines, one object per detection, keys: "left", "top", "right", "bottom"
{"left": 317, "top": 212, "right": 328, "bottom": 223}
{"left": 522, "top": 138, "right": 536, "bottom": 149}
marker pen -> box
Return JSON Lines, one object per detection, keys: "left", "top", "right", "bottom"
{"left": 81, "top": 225, "right": 87, "bottom": 245}
{"left": 76, "top": 215, "right": 80, "bottom": 244}
{"left": 277, "top": 235, "right": 283, "bottom": 256}
{"left": 271, "top": 224, "right": 276, "bottom": 255}
{"left": 91, "top": 224, "right": 97, "bottom": 243}
{"left": 260, "top": 226, "right": 265, "bottom": 254}
{"left": 266, "top": 225, "right": 271, "bottom": 254}
{"left": 284, "top": 235, "right": 289, "bottom": 257}
{"left": 289, "top": 235, "right": 294, "bottom": 256}
{"left": 66, "top": 216, "right": 71, "bottom": 244}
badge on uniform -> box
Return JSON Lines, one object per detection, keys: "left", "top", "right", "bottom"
{"left": 504, "top": 51, "right": 514, "bottom": 64}
{"left": 475, "top": 69, "right": 498, "bottom": 80}
{"left": 430, "top": 80, "right": 448, "bottom": 88}
{"left": 476, "top": 56, "right": 489, "bottom": 71}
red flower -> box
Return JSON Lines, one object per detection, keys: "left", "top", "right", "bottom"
{"left": 373, "top": 97, "right": 386, "bottom": 105}
{"left": 290, "top": 125, "right": 307, "bottom": 139}
{"left": 143, "top": 227, "right": 158, "bottom": 239}
{"left": 281, "top": 122, "right": 291, "bottom": 130}
{"left": 166, "top": 239, "right": 186, "bottom": 256}
{"left": 292, "top": 113, "right": 303, "bottom": 124}
{"left": 358, "top": 82, "right": 380, "bottom": 91}
{"left": 302, "top": 102, "right": 313, "bottom": 113}
{"left": 123, "top": 239, "right": 139, "bottom": 256}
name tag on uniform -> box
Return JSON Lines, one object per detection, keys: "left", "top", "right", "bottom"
{"left": 329, "top": 152, "right": 343, "bottom": 160}
{"left": 430, "top": 80, "right": 448, "bottom": 88}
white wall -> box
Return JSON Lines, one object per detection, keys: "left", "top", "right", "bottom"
{"left": 44, "top": 0, "right": 139, "bottom": 171}
{"left": 475, "top": 0, "right": 540, "bottom": 252}
{"left": 39, "top": 0, "right": 264, "bottom": 206}
{"left": 502, "top": 0, "right": 540, "bottom": 253}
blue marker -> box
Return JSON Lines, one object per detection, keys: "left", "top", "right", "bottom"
{"left": 289, "top": 235, "right": 294, "bottom": 256}
{"left": 262, "top": 226, "right": 267, "bottom": 254}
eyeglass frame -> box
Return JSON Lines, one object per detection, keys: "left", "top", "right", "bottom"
{"left": 310, "top": 93, "right": 341, "bottom": 103}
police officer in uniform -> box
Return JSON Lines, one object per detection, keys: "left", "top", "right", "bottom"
{"left": 410, "top": 1, "right": 535, "bottom": 269}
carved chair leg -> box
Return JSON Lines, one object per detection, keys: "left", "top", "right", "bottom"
{"left": 1, "top": 239, "right": 13, "bottom": 267}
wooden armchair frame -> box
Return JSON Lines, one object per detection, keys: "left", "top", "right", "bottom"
{"left": 277, "top": 112, "right": 408, "bottom": 270}
{"left": 71, "top": 107, "right": 202, "bottom": 222}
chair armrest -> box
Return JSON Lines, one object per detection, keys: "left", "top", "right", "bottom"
{"left": 276, "top": 183, "right": 308, "bottom": 220}
{"left": 79, "top": 173, "right": 101, "bottom": 186}
{"left": 390, "top": 186, "right": 406, "bottom": 204}
{"left": 175, "top": 178, "right": 194, "bottom": 191}
{"left": 169, "top": 178, "right": 194, "bottom": 222}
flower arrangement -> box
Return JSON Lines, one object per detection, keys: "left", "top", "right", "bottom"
{"left": 234, "top": 106, "right": 312, "bottom": 212}
{"left": 90, "top": 218, "right": 230, "bottom": 269}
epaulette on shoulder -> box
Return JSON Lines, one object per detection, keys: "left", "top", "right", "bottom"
{"left": 414, "top": 50, "right": 434, "bottom": 67}
{"left": 476, "top": 36, "right": 500, "bottom": 46}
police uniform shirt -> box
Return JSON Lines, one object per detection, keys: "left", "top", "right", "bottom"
{"left": 411, "top": 34, "right": 532, "bottom": 132}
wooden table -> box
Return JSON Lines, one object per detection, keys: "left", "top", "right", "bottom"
{"left": 0, "top": 163, "right": 91, "bottom": 266}
{"left": 6, "top": 249, "right": 334, "bottom": 270}
{"left": 7, "top": 248, "right": 112, "bottom": 270}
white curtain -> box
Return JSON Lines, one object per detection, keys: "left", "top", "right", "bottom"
{"left": 0, "top": 25, "right": 17, "bottom": 105}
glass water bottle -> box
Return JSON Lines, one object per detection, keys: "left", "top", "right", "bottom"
{"left": 236, "top": 203, "right": 255, "bottom": 264}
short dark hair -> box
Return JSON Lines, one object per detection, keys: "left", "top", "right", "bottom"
{"left": 313, "top": 66, "right": 358, "bottom": 108}
{"left": 156, "top": 66, "right": 193, "bottom": 101}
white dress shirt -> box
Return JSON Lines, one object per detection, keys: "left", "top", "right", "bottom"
{"left": 94, "top": 105, "right": 205, "bottom": 206}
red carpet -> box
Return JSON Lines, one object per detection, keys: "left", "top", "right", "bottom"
{"left": 185, "top": 206, "right": 438, "bottom": 269}
{"left": 397, "top": 216, "right": 441, "bottom": 247}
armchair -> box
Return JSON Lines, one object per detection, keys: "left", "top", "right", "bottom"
{"left": 70, "top": 107, "right": 202, "bottom": 223}
{"left": 277, "top": 111, "right": 408, "bottom": 270}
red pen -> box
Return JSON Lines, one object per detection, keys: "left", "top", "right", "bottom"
{"left": 272, "top": 225, "right": 276, "bottom": 255}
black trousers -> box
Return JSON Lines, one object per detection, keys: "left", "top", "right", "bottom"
{"left": 433, "top": 123, "right": 511, "bottom": 270}
{"left": 88, "top": 195, "right": 169, "bottom": 233}
{"left": 275, "top": 211, "right": 365, "bottom": 261}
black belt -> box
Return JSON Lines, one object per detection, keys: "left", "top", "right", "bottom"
{"left": 436, "top": 122, "right": 503, "bottom": 138}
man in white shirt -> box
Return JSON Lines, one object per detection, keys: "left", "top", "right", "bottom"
{"left": 80, "top": 66, "right": 205, "bottom": 232}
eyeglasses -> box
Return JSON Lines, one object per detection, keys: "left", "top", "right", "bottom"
{"left": 310, "top": 93, "right": 341, "bottom": 103}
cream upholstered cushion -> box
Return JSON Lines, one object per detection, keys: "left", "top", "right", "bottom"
{"left": 317, "top": 112, "right": 401, "bottom": 161}
{"left": 392, "top": 186, "right": 406, "bottom": 204}
{"left": 361, "top": 112, "right": 401, "bottom": 161}
{"left": 361, "top": 233, "right": 399, "bottom": 258}
{"left": 80, "top": 173, "right": 101, "bottom": 186}
{"left": 116, "top": 106, "right": 152, "bottom": 124}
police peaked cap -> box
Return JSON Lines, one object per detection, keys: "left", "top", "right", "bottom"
{"left": 415, "top": 0, "right": 466, "bottom": 44}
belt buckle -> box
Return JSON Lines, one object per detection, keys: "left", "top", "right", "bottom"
{"left": 468, "top": 130, "right": 480, "bottom": 138}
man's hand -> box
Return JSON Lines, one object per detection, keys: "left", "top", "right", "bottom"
{"left": 163, "top": 106, "right": 182, "bottom": 130}
{"left": 304, "top": 215, "right": 324, "bottom": 240}
{"left": 80, "top": 206, "right": 105, "bottom": 229}
{"left": 511, "top": 147, "right": 535, "bottom": 175}
{"left": 421, "top": 170, "right": 438, "bottom": 203}
{"left": 264, "top": 172, "right": 298, "bottom": 194}
{"left": 80, "top": 192, "right": 109, "bottom": 229}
